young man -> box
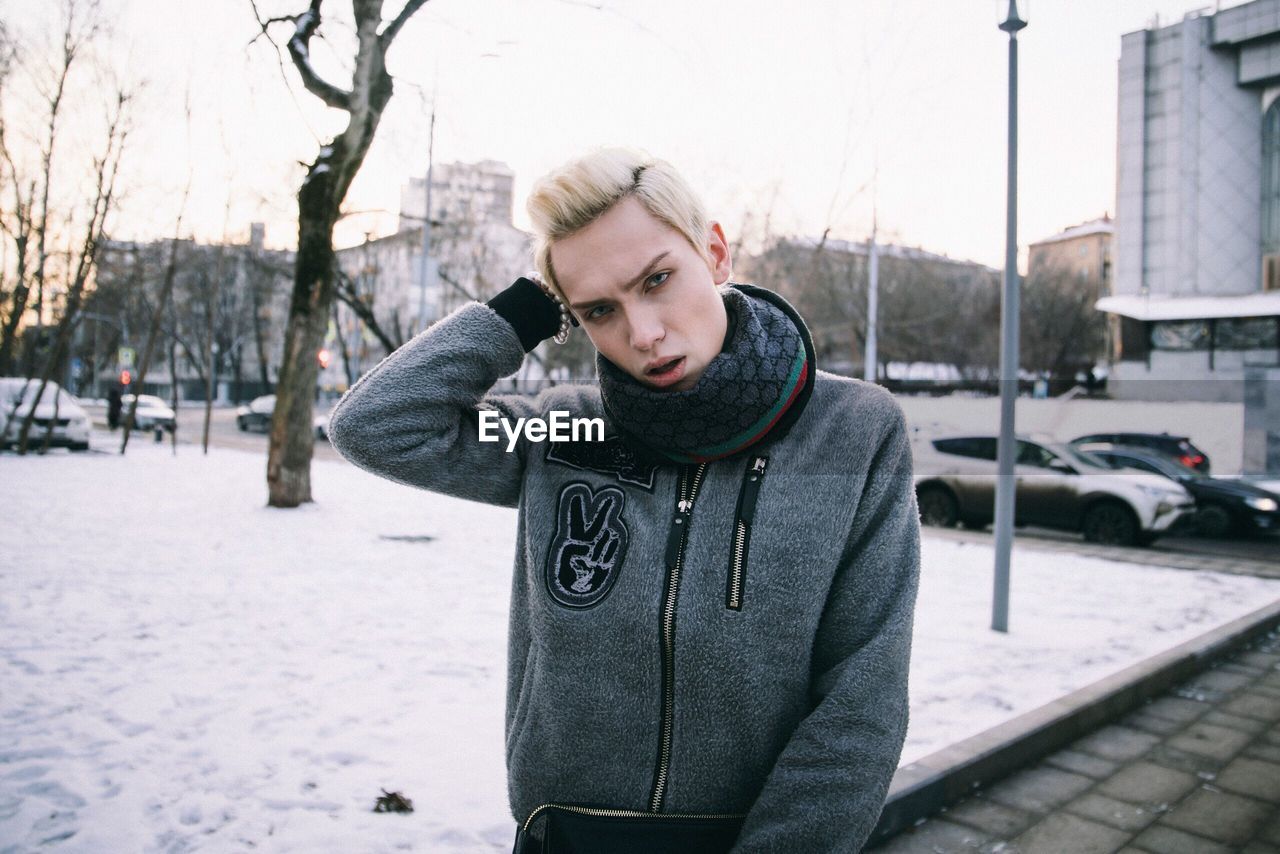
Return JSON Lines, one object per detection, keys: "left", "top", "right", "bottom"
{"left": 329, "top": 148, "right": 920, "bottom": 852}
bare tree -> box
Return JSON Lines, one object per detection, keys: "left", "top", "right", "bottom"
{"left": 741, "top": 237, "right": 1001, "bottom": 383}
{"left": 16, "top": 87, "right": 129, "bottom": 453}
{"left": 0, "top": 2, "right": 103, "bottom": 376}
{"left": 119, "top": 179, "right": 189, "bottom": 455}
{"left": 252, "top": 0, "right": 429, "bottom": 507}
{"left": 333, "top": 263, "right": 400, "bottom": 355}
{"left": 241, "top": 249, "right": 292, "bottom": 395}
{"left": 1020, "top": 266, "right": 1107, "bottom": 391}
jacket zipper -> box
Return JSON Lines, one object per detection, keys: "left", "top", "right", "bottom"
{"left": 650, "top": 461, "right": 708, "bottom": 813}
{"left": 521, "top": 802, "right": 745, "bottom": 834}
{"left": 726, "top": 455, "right": 768, "bottom": 611}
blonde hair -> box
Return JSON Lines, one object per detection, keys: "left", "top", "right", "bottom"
{"left": 526, "top": 148, "right": 709, "bottom": 301}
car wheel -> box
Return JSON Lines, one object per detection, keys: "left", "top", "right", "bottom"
{"left": 917, "top": 484, "right": 959, "bottom": 528}
{"left": 1194, "top": 504, "right": 1234, "bottom": 539}
{"left": 69, "top": 442, "right": 90, "bottom": 452}
{"left": 238, "top": 418, "right": 248, "bottom": 432}
{"left": 1081, "top": 501, "right": 1139, "bottom": 546}
{"left": 961, "top": 519, "right": 987, "bottom": 531}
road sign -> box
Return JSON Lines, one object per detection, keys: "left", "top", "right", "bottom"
{"left": 118, "top": 347, "right": 135, "bottom": 367}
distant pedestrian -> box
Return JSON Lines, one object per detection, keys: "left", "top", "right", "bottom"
{"left": 107, "top": 385, "right": 122, "bottom": 431}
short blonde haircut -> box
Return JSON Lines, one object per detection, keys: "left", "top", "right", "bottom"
{"left": 526, "top": 148, "right": 709, "bottom": 301}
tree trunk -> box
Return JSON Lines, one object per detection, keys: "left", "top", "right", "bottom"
{"left": 250, "top": 276, "right": 272, "bottom": 394}
{"left": 0, "top": 230, "right": 31, "bottom": 375}
{"left": 168, "top": 331, "right": 179, "bottom": 455}
{"left": 267, "top": 182, "right": 335, "bottom": 505}
{"left": 331, "top": 298, "right": 355, "bottom": 386}
{"left": 262, "top": 0, "right": 428, "bottom": 507}
{"left": 232, "top": 342, "right": 243, "bottom": 403}
{"left": 203, "top": 245, "right": 224, "bottom": 455}
{"left": 121, "top": 232, "right": 182, "bottom": 454}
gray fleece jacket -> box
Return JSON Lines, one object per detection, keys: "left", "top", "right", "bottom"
{"left": 327, "top": 288, "right": 920, "bottom": 852}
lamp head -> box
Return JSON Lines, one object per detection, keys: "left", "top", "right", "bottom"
{"left": 998, "top": 0, "right": 1028, "bottom": 33}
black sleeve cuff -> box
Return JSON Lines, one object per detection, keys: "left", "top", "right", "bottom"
{"left": 486, "top": 277, "right": 562, "bottom": 353}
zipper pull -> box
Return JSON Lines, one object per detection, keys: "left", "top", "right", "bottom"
{"left": 665, "top": 498, "right": 693, "bottom": 567}
{"left": 750, "top": 456, "right": 768, "bottom": 478}
{"left": 665, "top": 469, "right": 695, "bottom": 568}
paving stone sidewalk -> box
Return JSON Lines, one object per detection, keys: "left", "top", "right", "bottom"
{"left": 869, "top": 628, "right": 1280, "bottom": 853}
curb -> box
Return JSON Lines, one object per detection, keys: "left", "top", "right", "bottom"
{"left": 869, "top": 596, "right": 1280, "bottom": 846}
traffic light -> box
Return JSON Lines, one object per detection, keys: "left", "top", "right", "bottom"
{"left": 120, "top": 369, "right": 132, "bottom": 386}
{"left": 317, "top": 348, "right": 332, "bottom": 369}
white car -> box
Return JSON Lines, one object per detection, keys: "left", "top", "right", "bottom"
{"left": 122, "top": 394, "right": 176, "bottom": 432}
{"left": 0, "top": 377, "right": 92, "bottom": 451}
{"left": 913, "top": 434, "right": 1195, "bottom": 546}
{"left": 236, "top": 394, "right": 275, "bottom": 432}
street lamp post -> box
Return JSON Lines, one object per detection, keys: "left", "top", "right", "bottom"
{"left": 416, "top": 90, "right": 437, "bottom": 333}
{"left": 992, "top": 0, "right": 1027, "bottom": 634}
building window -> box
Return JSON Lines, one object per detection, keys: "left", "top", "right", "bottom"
{"left": 1264, "top": 100, "right": 1280, "bottom": 254}
{"left": 1151, "top": 320, "right": 1210, "bottom": 350}
{"left": 1216, "top": 316, "right": 1279, "bottom": 350}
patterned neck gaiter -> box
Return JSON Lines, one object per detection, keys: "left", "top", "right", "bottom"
{"left": 596, "top": 285, "right": 811, "bottom": 464}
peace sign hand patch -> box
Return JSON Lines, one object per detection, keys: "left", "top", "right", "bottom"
{"left": 545, "top": 482, "right": 629, "bottom": 609}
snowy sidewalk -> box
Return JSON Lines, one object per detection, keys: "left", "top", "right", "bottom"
{"left": 2, "top": 438, "right": 1278, "bottom": 851}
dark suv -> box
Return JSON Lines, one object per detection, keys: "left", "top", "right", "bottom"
{"left": 1077, "top": 444, "right": 1280, "bottom": 537}
{"left": 1069, "top": 432, "right": 1210, "bottom": 474}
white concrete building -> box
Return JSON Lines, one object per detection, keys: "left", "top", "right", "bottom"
{"left": 1105, "top": 1, "right": 1280, "bottom": 405}
{"left": 327, "top": 161, "right": 531, "bottom": 390}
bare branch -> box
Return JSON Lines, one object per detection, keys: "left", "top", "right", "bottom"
{"left": 380, "top": 0, "right": 431, "bottom": 49}
{"left": 285, "top": 0, "right": 352, "bottom": 111}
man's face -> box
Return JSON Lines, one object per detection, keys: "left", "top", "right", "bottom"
{"left": 550, "top": 196, "right": 731, "bottom": 392}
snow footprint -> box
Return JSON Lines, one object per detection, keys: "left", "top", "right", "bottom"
{"left": 18, "top": 779, "right": 86, "bottom": 809}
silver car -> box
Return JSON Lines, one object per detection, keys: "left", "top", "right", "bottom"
{"left": 913, "top": 435, "right": 1194, "bottom": 546}
{"left": 122, "top": 394, "right": 176, "bottom": 432}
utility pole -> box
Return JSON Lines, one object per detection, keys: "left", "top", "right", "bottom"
{"left": 865, "top": 188, "right": 879, "bottom": 383}
{"left": 993, "top": 0, "right": 1028, "bottom": 633}
{"left": 415, "top": 83, "right": 437, "bottom": 332}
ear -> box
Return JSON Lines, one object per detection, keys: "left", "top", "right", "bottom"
{"left": 706, "top": 221, "right": 733, "bottom": 286}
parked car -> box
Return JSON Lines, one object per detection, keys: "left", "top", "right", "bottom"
{"left": 1077, "top": 443, "right": 1280, "bottom": 537}
{"left": 914, "top": 434, "right": 1194, "bottom": 546}
{"left": 121, "top": 394, "right": 176, "bottom": 432}
{"left": 0, "top": 377, "right": 92, "bottom": 451}
{"left": 236, "top": 394, "right": 275, "bottom": 432}
{"left": 1069, "top": 432, "right": 1211, "bottom": 474}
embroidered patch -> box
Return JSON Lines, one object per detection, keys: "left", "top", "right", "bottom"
{"left": 545, "top": 482, "right": 629, "bottom": 609}
{"left": 545, "top": 435, "right": 657, "bottom": 490}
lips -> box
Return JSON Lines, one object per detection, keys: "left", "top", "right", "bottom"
{"left": 643, "top": 356, "right": 687, "bottom": 389}
{"left": 645, "top": 357, "right": 684, "bottom": 375}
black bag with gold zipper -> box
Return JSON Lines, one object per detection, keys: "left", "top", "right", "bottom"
{"left": 513, "top": 803, "right": 745, "bottom": 853}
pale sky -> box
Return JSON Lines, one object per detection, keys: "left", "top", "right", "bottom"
{"left": 6, "top": 0, "right": 1252, "bottom": 269}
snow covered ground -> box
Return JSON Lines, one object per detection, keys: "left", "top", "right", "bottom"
{"left": 2, "top": 437, "right": 1277, "bottom": 852}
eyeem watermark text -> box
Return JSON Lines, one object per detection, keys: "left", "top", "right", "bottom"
{"left": 478, "top": 410, "right": 605, "bottom": 451}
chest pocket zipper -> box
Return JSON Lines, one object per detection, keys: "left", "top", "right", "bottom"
{"left": 726, "top": 455, "right": 768, "bottom": 611}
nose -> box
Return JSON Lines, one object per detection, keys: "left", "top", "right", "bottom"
{"left": 628, "top": 305, "right": 665, "bottom": 352}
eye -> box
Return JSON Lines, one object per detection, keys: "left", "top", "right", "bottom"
{"left": 585, "top": 305, "right": 612, "bottom": 321}
{"left": 646, "top": 271, "right": 670, "bottom": 289}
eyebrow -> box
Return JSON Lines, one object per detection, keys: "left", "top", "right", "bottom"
{"left": 568, "top": 251, "right": 670, "bottom": 312}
